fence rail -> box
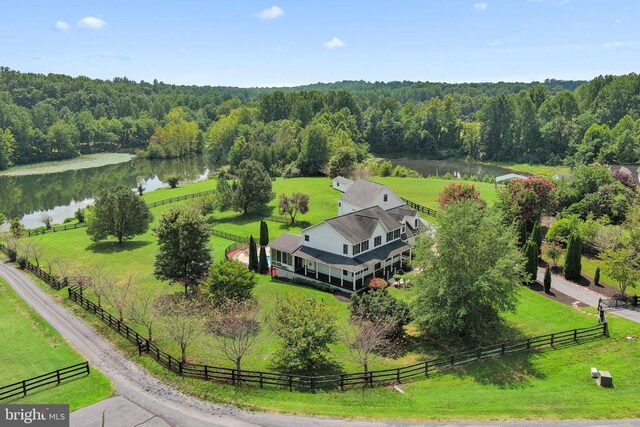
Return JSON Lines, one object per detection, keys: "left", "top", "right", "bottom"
{"left": 66, "top": 284, "right": 606, "bottom": 392}
{"left": 211, "top": 229, "right": 249, "bottom": 243}
{"left": 400, "top": 197, "right": 438, "bottom": 217}
{"left": 2, "top": 244, "right": 608, "bottom": 393}
{"left": 0, "top": 362, "right": 90, "bottom": 401}
{"left": 23, "top": 189, "right": 216, "bottom": 237}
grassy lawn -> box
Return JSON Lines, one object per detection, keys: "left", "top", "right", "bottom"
{"left": 481, "top": 161, "right": 571, "bottom": 177}
{"left": 0, "top": 277, "right": 113, "bottom": 409}
{"left": 7, "top": 175, "right": 639, "bottom": 419}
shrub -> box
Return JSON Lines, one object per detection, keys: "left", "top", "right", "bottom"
{"left": 378, "top": 161, "right": 393, "bottom": 177}
{"left": 5, "top": 248, "right": 17, "bottom": 262}
{"left": 543, "top": 267, "right": 552, "bottom": 293}
{"left": 166, "top": 175, "right": 180, "bottom": 188}
{"left": 62, "top": 217, "right": 74, "bottom": 224}
{"left": 74, "top": 208, "right": 85, "bottom": 223}
{"left": 392, "top": 165, "right": 422, "bottom": 178}
{"left": 523, "top": 240, "right": 538, "bottom": 283}
{"left": 367, "top": 277, "right": 388, "bottom": 290}
{"left": 564, "top": 233, "right": 583, "bottom": 281}
{"left": 208, "top": 259, "right": 257, "bottom": 303}
{"left": 17, "top": 257, "right": 27, "bottom": 269}
{"left": 438, "top": 182, "right": 486, "bottom": 209}
{"left": 546, "top": 218, "right": 578, "bottom": 244}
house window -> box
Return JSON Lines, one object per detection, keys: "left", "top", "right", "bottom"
{"left": 338, "top": 202, "right": 341, "bottom": 207}
{"left": 383, "top": 194, "right": 388, "bottom": 202}
{"left": 375, "top": 262, "right": 381, "bottom": 270}
{"left": 275, "top": 250, "right": 282, "bottom": 263}
{"left": 394, "top": 229, "right": 401, "bottom": 239}
{"left": 386, "top": 231, "right": 393, "bottom": 242}
{"left": 343, "top": 244, "right": 348, "bottom": 255}
{"left": 374, "top": 236, "right": 382, "bottom": 247}
{"left": 353, "top": 243, "right": 361, "bottom": 255}
{"left": 304, "top": 235, "right": 310, "bottom": 242}
{"left": 415, "top": 219, "right": 418, "bottom": 228}
{"left": 361, "top": 240, "right": 369, "bottom": 251}
{"left": 343, "top": 269, "right": 348, "bottom": 276}
{"left": 401, "top": 226, "right": 405, "bottom": 233}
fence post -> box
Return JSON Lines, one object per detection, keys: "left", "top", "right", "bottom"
{"left": 396, "top": 368, "right": 401, "bottom": 383}
{"left": 86, "top": 362, "right": 90, "bottom": 375}
{"left": 310, "top": 377, "right": 316, "bottom": 393}
{"left": 260, "top": 372, "right": 264, "bottom": 388}
{"left": 527, "top": 338, "right": 531, "bottom": 349}
{"left": 450, "top": 354, "right": 454, "bottom": 366}
{"left": 204, "top": 365, "right": 208, "bottom": 380}
{"left": 603, "top": 321, "right": 609, "bottom": 337}
{"left": 231, "top": 369, "right": 236, "bottom": 385}
{"left": 424, "top": 361, "right": 429, "bottom": 377}
{"left": 551, "top": 333, "right": 555, "bottom": 346}
{"left": 22, "top": 380, "right": 27, "bottom": 397}
{"left": 179, "top": 362, "right": 183, "bottom": 375}
{"left": 340, "top": 374, "right": 344, "bottom": 391}
{"left": 477, "top": 347, "right": 482, "bottom": 361}
{"left": 573, "top": 329, "right": 577, "bottom": 342}
{"left": 56, "top": 369, "right": 61, "bottom": 385}
{"left": 501, "top": 343, "right": 506, "bottom": 355}
{"left": 288, "top": 375, "right": 293, "bottom": 392}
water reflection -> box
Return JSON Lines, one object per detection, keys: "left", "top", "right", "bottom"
{"left": 0, "top": 155, "right": 217, "bottom": 228}
{"left": 384, "top": 158, "right": 527, "bottom": 179}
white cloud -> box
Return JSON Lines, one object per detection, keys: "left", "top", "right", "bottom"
{"left": 55, "top": 20, "right": 70, "bottom": 31}
{"left": 78, "top": 17, "right": 107, "bottom": 29}
{"left": 604, "top": 41, "right": 634, "bottom": 48}
{"left": 257, "top": 6, "right": 283, "bottom": 20}
{"left": 100, "top": 51, "right": 129, "bottom": 60}
{"left": 474, "top": 2, "right": 488, "bottom": 11}
{"left": 323, "top": 37, "right": 345, "bottom": 49}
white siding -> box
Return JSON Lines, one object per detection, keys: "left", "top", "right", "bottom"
{"left": 338, "top": 200, "right": 360, "bottom": 216}
{"left": 303, "top": 223, "right": 351, "bottom": 255}
{"left": 332, "top": 179, "right": 353, "bottom": 193}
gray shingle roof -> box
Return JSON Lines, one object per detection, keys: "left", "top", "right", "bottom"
{"left": 269, "top": 233, "right": 302, "bottom": 253}
{"left": 294, "top": 239, "right": 411, "bottom": 271}
{"left": 333, "top": 176, "right": 354, "bottom": 185}
{"left": 325, "top": 206, "right": 402, "bottom": 244}
{"left": 340, "top": 180, "right": 392, "bottom": 207}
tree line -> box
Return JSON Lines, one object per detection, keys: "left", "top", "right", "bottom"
{"left": 1, "top": 67, "right": 639, "bottom": 172}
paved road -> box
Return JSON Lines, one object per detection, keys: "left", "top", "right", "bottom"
{"left": 536, "top": 267, "right": 640, "bottom": 324}
{"left": 2, "top": 262, "right": 639, "bottom": 427}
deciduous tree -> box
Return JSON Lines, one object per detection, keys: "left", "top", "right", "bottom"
{"left": 208, "top": 259, "right": 257, "bottom": 303}
{"left": 277, "top": 193, "right": 310, "bottom": 225}
{"left": 86, "top": 186, "right": 152, "bottom": 244}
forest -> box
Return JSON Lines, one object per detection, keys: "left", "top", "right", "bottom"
{"left": 0, "top": 66, "right": 639, "bottom": 173}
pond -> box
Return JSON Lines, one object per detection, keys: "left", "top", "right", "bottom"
{"left": 382, "top": 157, "right": 527, "bottom": 179}
{"left": 0, "top": 155, "right": 217, "bottom": 229}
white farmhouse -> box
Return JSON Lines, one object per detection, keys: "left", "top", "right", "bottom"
{"left": 271, "top": 179, "right": 429, "bottom": 292}
{"left": 332, "top": 176, "right": 354, "bottom": 193}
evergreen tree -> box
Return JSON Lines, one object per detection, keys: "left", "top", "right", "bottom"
{"left": 517, "top": 220, "right": 527, "bottom": 247}
{"left": 259, "top": 220, "right": 269, "bottom": 247}
{"left": 524, "top": 240, "right": 538, "bottom": 283}
{"left": 259, "top": 245, "right": 269, "bottom": 274}
{"left": 531, "top": 222, "right": 543, "bottom": 257}
{"left": 248, "top": 236, "right": 259, "bottom": 273}
{"left": 564, "top": 234, "right": 583, "bottom": 281}
{"left": 543, "top": 267, "right": 552, "bottom": 293}
{"left": 594, "top": 267, "right": 600, "bottom": 286}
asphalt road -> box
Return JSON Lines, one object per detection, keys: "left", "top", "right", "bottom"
{"left": 1, "top": 262, "right": 638, "bottom": 427}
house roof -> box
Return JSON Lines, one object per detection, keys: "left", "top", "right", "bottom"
{"left": 386, "top": 205, "right": 418, "bottom": 219}
{"left": 495, "top": 173, "right": 527, "bottom": 183}
{"left": 333, "top": 176, "right": 354, "bottom": 185}
{"left": 324, "top": 206, "right": 402, "bottom": 244}
{"left": 269, "top": 233, "right": 302, "bottom": 253}
{"left": 340, "top": 179, "right": 404, "bottom": 209}
{"left": 294, "top": 239, "right": 411, "bottom": 272}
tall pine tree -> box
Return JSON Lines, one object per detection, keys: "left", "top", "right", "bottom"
{"left": 523, "top": 240, "right": 538, "bottom": 283}
{"left": 517, "top": 220, "right": 527, "bottom": 247}
{"left": 530, "top": 222, "right": 543, "bottom": 257}
{"left": 564, "top": 233, "right": 583, "bottom": 281}
{"left": 260, "top": 220, "right": 269, "bottom": 247}
{"left": 248, "top": 235, "right": 259, "bottom": 273}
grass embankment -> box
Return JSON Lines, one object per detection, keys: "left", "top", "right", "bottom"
{"left": 0, "top": 277, "right": 113, "bottom": 409}
{"left": 13, "top": 176, "right": 639, "bottom": 419}
{"left": 0, "top": 153, "right": 134, "bottom": 177}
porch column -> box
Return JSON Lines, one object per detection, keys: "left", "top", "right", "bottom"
{"left": 304, "top": 262, "right": 307, "bottom": 275}
{"left": 328, "top": 265, "right": 332, "bottom": 285}
{"left": 315, "top": 263, "right": 319, "bottom": 279}
{"left": 352, "top": 270, "right": 356, "bottom": 291}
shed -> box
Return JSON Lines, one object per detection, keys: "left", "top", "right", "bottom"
{"left": 332, "top": 176, "right": 354, "bottom": 193}
{"left": 495, "top": 173, "right": 527, "bottom": 186}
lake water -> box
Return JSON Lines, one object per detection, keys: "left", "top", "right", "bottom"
{"left": 0, "top": 155, "right": 217, "bottom": 229}
{"left": 383, "top": 158, "right": 524, "bottom": 178}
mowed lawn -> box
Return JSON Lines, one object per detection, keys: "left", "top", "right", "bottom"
{"left": 0, "top": 278, "right": 113, "bottom": 409}
{"left": 10, "top": 175, "right": 640, "bottom": 419}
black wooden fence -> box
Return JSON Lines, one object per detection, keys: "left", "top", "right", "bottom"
{"left": 66, "top": 284, "right": 607, "bottom": 392}
{"left": 0, "top": 362, "right": 90, "bottom": 401}
{"left": 1, "top": 244, "right": 609, "bottom": 393}
{"left": 400, "top": 197, "right": 438, "bottom": 217}
{"left": 24, "top": 189, "right": 216, "bottom": 237}
{"left": 211, "top": 229, "right": 249, "bottom": 243}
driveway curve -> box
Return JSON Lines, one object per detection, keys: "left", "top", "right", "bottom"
{"left": 1, "top": 262, "right": 638, "bottom": 427}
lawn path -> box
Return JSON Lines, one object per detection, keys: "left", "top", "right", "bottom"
{"left": 537, "top": 267, "right": 640, "bottom": 324}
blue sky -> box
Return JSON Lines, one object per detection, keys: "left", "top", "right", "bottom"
{"left": 0, "top": 1, "right": 638, "bottom": 87}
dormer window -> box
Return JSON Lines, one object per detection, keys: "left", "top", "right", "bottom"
{"left": 383, "top": 194, "right": 388, "bottom": 202}
{"left": 415, "top": 219, "right": 418, "bottom": 228}
{"left": 304, "top": 235, "right": 310, "bottom": 242}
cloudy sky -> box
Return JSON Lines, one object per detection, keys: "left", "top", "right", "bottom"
{"left": 0, "top": 0, "right": 638, "bottom": 87}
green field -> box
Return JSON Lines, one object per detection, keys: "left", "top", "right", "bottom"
{"left": 481, "top": 161, "right": 571, "bottom": 177}
{"left": 0, "top": 278, "right": 113, "bottom": 409}
{"left": 8, "top": 175, "right": 640, "bottom": 420}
